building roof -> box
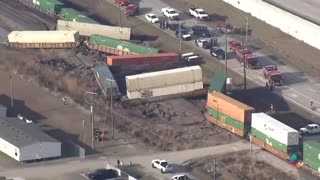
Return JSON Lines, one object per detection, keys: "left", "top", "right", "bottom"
{"left": 0, "top": 117, "right": 60, "bottom": 148}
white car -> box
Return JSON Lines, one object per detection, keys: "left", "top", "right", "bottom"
{"left": 172, "top": 174, "right": 194, "bottom": 180}
{"left": 188, "top": 8, "right": 209, "bottom": 20}
{"left": 17, "top": 114, "right": 33, "bottom": 124}
{"left": 161, "top": 7, "right": 179, "bottom": 20}
{"left": 151, "top": 159, "right": 172, "bottom": 173}
{"left": 300, "top": 124, "right": 320, "bottom": 135}
{"left": 145, "top": 13, "right": 159, "bottom": 23}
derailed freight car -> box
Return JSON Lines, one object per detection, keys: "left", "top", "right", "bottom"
{"left": 4, "top": 31, "right": 79, "bottom": 48}
{"left": 56, "top": 20, "right": 131, "bottom": 40}
{"left": 87, "top": 35, "right": 160, "bottom": 55}
{"left": 106, "top": 53, "right": 179, "bottom": 72}
{"left": 93, "top": 64, "right": 120, "bottom": 98}
{"left": 57, "top": 8, "right": 99, "bottom": 24}
{"left": 125, "top": 66, "right": 203, "bottom": 99}
{"left": 19, "top": 0, "right": 63, "bottom": 16}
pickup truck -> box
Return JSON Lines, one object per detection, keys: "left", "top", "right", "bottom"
{"left": 228, "top": 40, "right": 242, "bottom": 52}
{"left": 124, "top": 4, "right": 139, "bottom": 16}
{"left": 236, "top": 49, "right": 260, "bottom": 69}
{"left": 152, "top": 159, "right": 173, "bottom": 173}
{"left": 161, "top": 7, "right": 179, "bottom": 20}
{"left": 188, "top": 8, "right": 209, "bottom": 20}
{"left": 263, "top": 65, "right": 283, "bottom": 86}
{"left": 217, "top": 23, "right": 235, "bottom": 34}
{"left": 195, "top": 39, "right": 211, "bottom": 49}
{"left": 300, "top": 124, "right": 320, "bottom": 135}
{"left": 191, "top": 25, "right": 211, "bottom": 37}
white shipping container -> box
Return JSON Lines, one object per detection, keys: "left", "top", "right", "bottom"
{"left": 126, "top": 66, "right": 202, "bottom": 92}
{"left": 56, "top": 20, "right": 131, "bottom": 40}
{"left": 8, "top": 31, "right": 79, "bottom": 43}
{"left": 127, "top": 81, "right": 203, "bottom": 99}
{"left": 251, "top": 113, "right": 299, "bottom": 146}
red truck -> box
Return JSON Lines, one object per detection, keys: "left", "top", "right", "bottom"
{"left": 114, "top": 0, "right": 129, "bottom": 6}
{"left": 263, "top": 65, "right": 283, "bottom": 86}
{"left": 217, "top": 23, "right": 235, "bottom": 34}
{"left": 228, "top": 40, "right": 242, "bottom": 52}
{"left": 236, "top": 49, "right": 260, "bottom": 69}
{"left": 124, "top": 4, "right": 139, "bottom": 16}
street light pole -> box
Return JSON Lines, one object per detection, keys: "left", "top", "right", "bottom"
{"left": 245, "top": 17, "right": 249, "bottom": 42}
{"left": 179, "top": 20, "right": 182, "bottom": 54}
{"left": 241, "top": 34, "right": 247, "bottom": 90}
{"left": 224, "top": 21, "right": 228, "bottom": 81}
{"left": 118, "top": 3, "right": 123, "bottom": 27}
{"left": 110, "top": 76, "right": 114, "bottom": 140}
{"left": 8, "top": 76, "right": 13, "bottom": 107}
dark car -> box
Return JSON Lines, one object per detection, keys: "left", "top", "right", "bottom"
{"left": 210, "top": 47, "right": 225, "bottom": 60}
{"left": 191, "top": 25, "right": 211, "bottom": 37}
{"left": 175, "top": 29, "right": 192, "bottom": 41}
{"left": 86, "top": 169, "right": 118, "bottom": 180}
{"left": 168, "top": 22, "right": 185, "bottom": 31}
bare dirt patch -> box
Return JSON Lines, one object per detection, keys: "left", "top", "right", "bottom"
{"left": 187, "top": 151, "right": 297, "bottom": 180}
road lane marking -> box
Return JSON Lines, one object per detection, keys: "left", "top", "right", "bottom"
{"left": 289, "top": 93, "right": 298, "bottom": 98}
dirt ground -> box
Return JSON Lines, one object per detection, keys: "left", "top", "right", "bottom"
{"left": 187, "top": 150, "right": 320, "bottom": 180}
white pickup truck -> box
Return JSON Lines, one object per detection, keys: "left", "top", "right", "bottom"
{"left": 300, "top": 124, "right": 320, "bottom": 135}
{"left": 151, "top": 159, "right": 173, "bottom": 173}
{"left": 161, "top": 7, "right": 179, "bottom": 20}
{"left": 188, "top": 8, "right": 209, "bottom": 20}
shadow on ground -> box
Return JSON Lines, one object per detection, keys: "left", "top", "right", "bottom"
{"left": 0, "top": 94, "right": 46, "bottom": 122}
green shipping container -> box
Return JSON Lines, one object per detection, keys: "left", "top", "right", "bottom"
{"left": 31, "top": 0, "right": 63, "bottom": 13}
{"left": 303, "top": 141, "right": 320, "bottom": 163}
{"left": 58, "top": 8, "right": 98, "bottom": 24}
{"left": 209, "top": 73, "right": 226, "bottom": 93}
{"left": 304, "top": 157, "right": 320, "bottom": 172}
{"left": 251, "top": 128, "right": 298, "bottom": 153}
{"left": 207, "top": 107, "right": 249, "bottom": 130}
{"left": 90, "top": 35, "right": 160, "bottom": 55}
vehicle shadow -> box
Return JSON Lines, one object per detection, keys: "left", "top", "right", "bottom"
{"left": 170, "top": 163, "right": 190, "bottom": 174}
{"left": 258, "top": 55, "right": 285, "bottom": 67}
{"left": 267, "top": 111, "right": 314, "bottom": 130}
{"left": 208, "top": 14, "right": 228, "bottom": 22}
{"left": 281, "top": 72, "right": 309, "bottom": 86}
{"left": 137, "top": 7, "right": 153, "bottom": 15}
{"left": 130, "top": 34, "right": 159, "bottom": 41}
{"left": 0, "top": 94, "right": 46, "bottom": 122}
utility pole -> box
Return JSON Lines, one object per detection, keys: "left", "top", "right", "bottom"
{"left": 118, "top": 3, "right": 122, "bottom": 27}
{"left": 84, "top": 91, "right": 98, "bottom": 150}
{"left": 178, "top": 20, "right": 182, "bottom": 54}
{"left": 245, "top": 17, "right": 249, "bottom": 42}
{"left": 213, "top": 159, "right": 216, "bottom": 180}
{"left": 241, "top": 34, "right": 247, "bottom": 90}
{"left": 110, "top": 76, "right": 114, "bottom": 140}
{"left": 224, "top": 20, "right": 228, "bottom": 82}
{"left": 8, "top": 76, "right": 13, "bottom": 107}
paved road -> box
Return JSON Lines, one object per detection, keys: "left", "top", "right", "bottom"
{"left": 265, "top": 0, "right": 320, "bottom": 25}
{"left": 111, "top": 0, "right": 320, "bottom": 121}
{"left": 0, "top": 141, "right": 253, "bottom": 179}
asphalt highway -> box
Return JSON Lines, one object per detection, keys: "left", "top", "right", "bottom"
{"left": 264, "top": 0, "right": 320, "bottom": 25}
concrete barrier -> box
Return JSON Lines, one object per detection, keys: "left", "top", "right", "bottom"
{"left": 222, "top": 0, "right": 320, "bottom": 50}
